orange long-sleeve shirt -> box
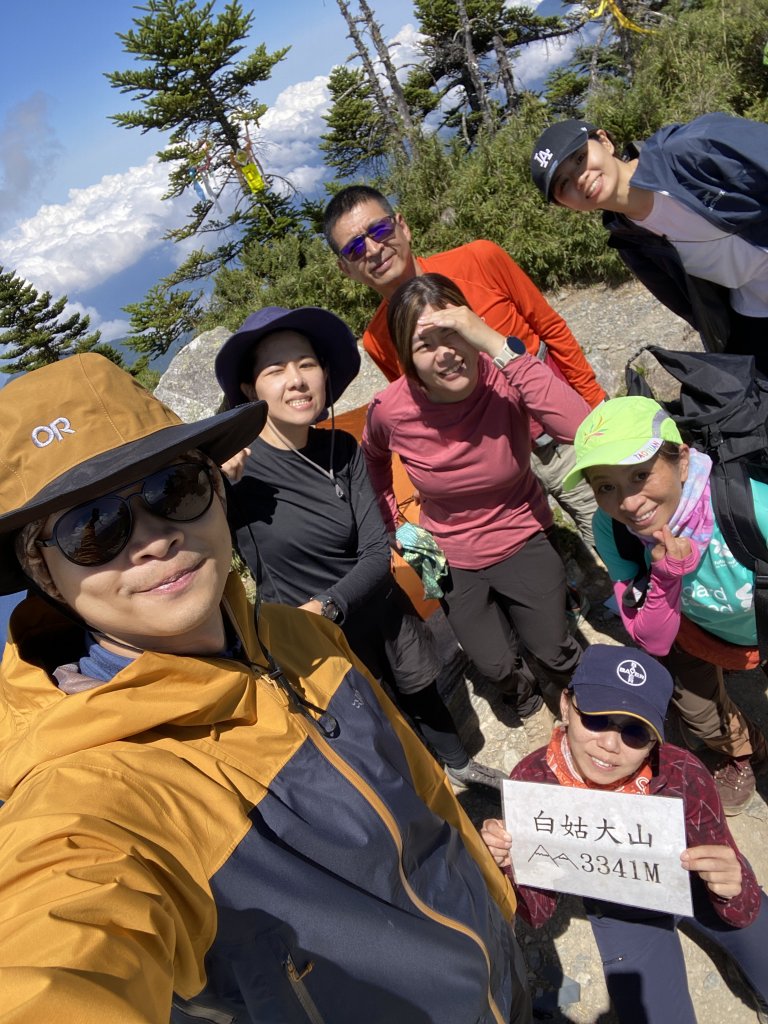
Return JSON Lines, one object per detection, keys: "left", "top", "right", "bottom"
{"left": 362, "top": 239, "right": 606, "bottom": 408}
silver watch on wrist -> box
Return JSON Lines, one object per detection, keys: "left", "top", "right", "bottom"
{"left": 492, "top": 336, "right": 527, "bottom": 369}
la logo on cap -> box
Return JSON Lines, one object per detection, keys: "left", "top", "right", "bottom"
{"left": 617, "top": 659, "right": 647, "bottom": 687}
{"left": 532, "top": 147, "right": 554, "bottom": 169}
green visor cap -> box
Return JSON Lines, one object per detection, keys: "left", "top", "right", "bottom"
{"left": 563, "top": 396, "right": 683, "bottom": 492}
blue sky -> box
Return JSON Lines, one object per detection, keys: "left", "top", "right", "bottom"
{"left": 0, "top": 0, "right": 572, "bottom": 351}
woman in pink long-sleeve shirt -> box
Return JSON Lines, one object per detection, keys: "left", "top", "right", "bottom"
{"left": 362, "top": 273, "right": 590, "bottom": 722}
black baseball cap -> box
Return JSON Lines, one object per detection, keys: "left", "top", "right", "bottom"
{"left": 530, "top": 120, "right": 597, "bottom": 202}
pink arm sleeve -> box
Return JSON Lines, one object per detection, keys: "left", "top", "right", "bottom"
{"left": 614, "top": 548, "right": 700, "bottom": 656}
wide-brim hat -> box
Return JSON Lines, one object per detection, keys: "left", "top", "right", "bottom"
{"left": 0, "top": 353, "right": 267, "bottom": 594}
{"left": 215, "top": 305, "right": 361, "bottom": 410}
{"left": 531, "top": 119, "right": 598, "bottom": 201}
{"left": 569, "top": 644, "right": 673, "bottom": 742}
{"left": 563, "top": 396, "right": 683, "bottom": 492}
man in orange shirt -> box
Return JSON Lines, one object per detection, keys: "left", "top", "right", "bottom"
{"left": 323, "top": 185, "right": 606, "bottom": 549}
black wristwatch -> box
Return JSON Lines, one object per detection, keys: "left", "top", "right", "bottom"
{"left": 492, "top": 335, "right": 527, "bottom": 369}
{"left": 313, "top": 594, "right": 341, "bottom": 622}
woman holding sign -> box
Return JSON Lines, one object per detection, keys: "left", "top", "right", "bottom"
{"left": 481, "top": 644, "right": 768, "bottom": 1024}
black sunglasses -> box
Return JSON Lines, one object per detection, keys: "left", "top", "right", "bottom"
{"left": 338, "top": 216, "right": 397, "bottom": 262}
{"left": 571, "top": 703, "right": 655, "bottom": 749}
{"left": 38, "top": 463, "right": 215, "bottom": 567}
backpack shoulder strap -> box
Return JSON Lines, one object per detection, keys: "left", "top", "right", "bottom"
{"left": 710, "top": 462, "right": 768, "bottom": 662}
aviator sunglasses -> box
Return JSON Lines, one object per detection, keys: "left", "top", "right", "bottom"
{"left": 571, "top": 702, "right": 654, "bottom": 749}
{"left": 338, "top": 215, "right": 397, "bottom": 262}
{"left": 38, "top": 462, "right": 215, "bottom": 567}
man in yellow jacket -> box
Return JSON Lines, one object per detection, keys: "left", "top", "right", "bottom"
{"left": 0, "top": 353, "right": 531, "bottom": 1024}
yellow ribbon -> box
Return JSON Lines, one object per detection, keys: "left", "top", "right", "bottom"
{"left": 587, "top": 0, "right": 656, "bottom": 34}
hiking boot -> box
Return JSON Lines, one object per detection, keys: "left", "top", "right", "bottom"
{"left": 520, "top": 703, "right": 556, "bottom": 753}
{"left": 713, "top": 757, "right": 756, "bottom": 816}
{"left": 445, "top": 759, "right": 506, "bottom": 792}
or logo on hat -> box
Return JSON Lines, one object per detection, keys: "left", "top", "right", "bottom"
{"left": 617, "top": 659, "right": 647, "bottom": 687}
{"left": 532, "top": 147, "right": 554, "bottom": 169}
{"left": 31, "top": 418, "right": 75, "bottom": 448}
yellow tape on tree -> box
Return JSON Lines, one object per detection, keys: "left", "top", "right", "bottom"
{"left": 587, "top": 0, "right": 656, "bottom": 34}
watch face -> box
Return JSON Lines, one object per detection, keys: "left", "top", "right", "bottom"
{"left": 323, "top": 600, "right": 340, "bottom": 622}
{"left": 507, "top": 336, "right": 526, "bottom": 356}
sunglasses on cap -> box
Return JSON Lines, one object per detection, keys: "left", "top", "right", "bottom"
{"left": 338, "top": 216, "right": 397, "bottom": 262}
{"left": 571, "top": 703, "right": 655, "bottom": 749}
{"left": 37, "top": 463, "right": 215, "bottom": 567}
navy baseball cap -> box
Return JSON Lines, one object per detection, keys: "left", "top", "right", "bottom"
{"left": 569, "top": 645, "right": 673, "bottom": 742}
{"left": 530, "top": 120, "right": 597, "bottom": 202}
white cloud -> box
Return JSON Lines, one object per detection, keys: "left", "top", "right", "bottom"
{"left": 4, "top": 15, "right": 577, "bottom": 312}
{"left": 64, "top": 300, "right": 130, "bottom": 346}
{"left": 513, "top": 30, "right": 583, "bottom": 88}
{"left": 0, "top": 158, "right": 188, "bottom": 296}
{"left": 388, "top": 23, "right": 423, "bottom": 80}
{"left": 258, "top": 76, "right": 331, "bottom": 187}
{"left": 96, "top": 317, "right": 132, "bottom": 345}
{"left": 0, "top": 20, "right": 431, "bottom": 302}
{"left": 0, "top": 73, "right": 338, "bottom": 302}
{"left": 277, "top": 164, "right": 327, "bottom": 195}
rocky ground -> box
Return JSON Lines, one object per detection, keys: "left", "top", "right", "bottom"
{"left": 157, "top": 279, "right": 767, "bottom": 1023}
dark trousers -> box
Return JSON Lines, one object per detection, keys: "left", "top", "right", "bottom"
{"left": 585, "top": 881, "right": 768, "bottom": 1023}
{"left": 440, "top": 531, "right": 582, "bottom": 716}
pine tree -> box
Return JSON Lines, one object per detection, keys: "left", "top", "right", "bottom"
{"left": 0, "top": 267, "right": 113, "bottom": 375}
{"left": 122, "top": 284, "right": 202, "bottom": 362}
{"left": 320, "top": 65, "right": 389, "bottom": 178}
{"left": 407, "top": 0, "right": 575, "bottom": 139}
{"left": 106, "top": 0, "right": 292, "bottom": 284}
{"left": 554, "top": 0, "right": 768, "bottom": 137}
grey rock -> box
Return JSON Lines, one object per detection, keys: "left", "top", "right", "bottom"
{"left": 155, "top": 327, "right": 231, "bottom": 421}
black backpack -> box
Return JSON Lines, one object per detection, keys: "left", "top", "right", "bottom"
{"left": 614, "top": 346, "right": 768, "bottom": 661}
